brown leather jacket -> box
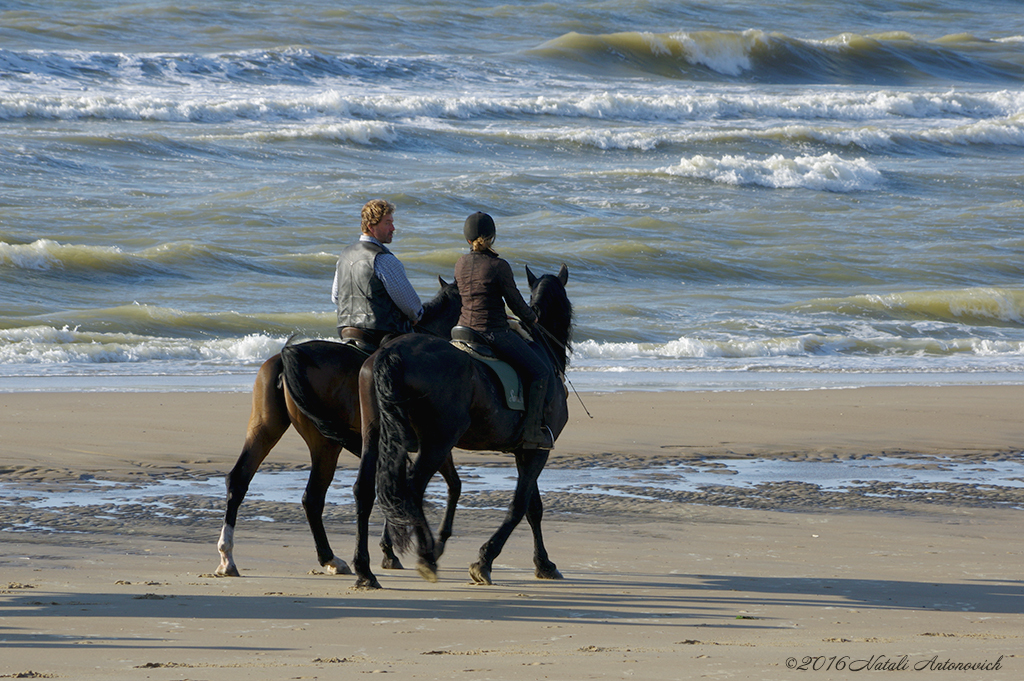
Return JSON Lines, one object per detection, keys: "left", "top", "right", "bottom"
{"left": 455, "top": 249, "right": 537, "bottom": 332}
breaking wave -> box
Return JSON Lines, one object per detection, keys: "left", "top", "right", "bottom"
{"left": 659, "top": 153, "right": 883, "bottom": 191}
{"left": 534, "top": 29, "right": 1024, "bottom": 84}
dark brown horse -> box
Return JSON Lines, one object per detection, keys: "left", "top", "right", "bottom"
{"left": 215, "top": 278, "right": 462, "bottom": 577}
{"left": 354, "top": 265, "right": 571, "bottom": 588}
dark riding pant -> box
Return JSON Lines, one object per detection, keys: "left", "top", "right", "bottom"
{"left": 479, "top": 327, "right": 551, "bottom": 448}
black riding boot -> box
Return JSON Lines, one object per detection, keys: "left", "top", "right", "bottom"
{"left": 522, "top": 379, "right": 553, "bottom": 449}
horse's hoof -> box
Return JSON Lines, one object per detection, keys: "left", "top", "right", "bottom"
{"left": 215, "top": 564, "right": 240, "bottom": 577}
{"left": 324, "top": 557, "right": 353, "bottom": 576}
{"left": 381, "top": 556, "right": 404, "bottom": 570}
{"left": 536, "top": 565, "right": 563, "bottom": 580}
{"left": 352, "top": 575, "right": 383, "bottom": 590}
{"left": 469, "top": 562, "right": 492, "bottom": 586}
{"left": 416, "top": 561, "right": 439, "bottom": 583}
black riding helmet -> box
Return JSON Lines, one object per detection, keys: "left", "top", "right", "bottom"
{"left": 463, "top": 211, "right": 496, "bottom": 242}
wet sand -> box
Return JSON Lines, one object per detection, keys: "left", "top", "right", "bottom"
{"left": 1, "top": 387, "right": 1022, "bottom": 679}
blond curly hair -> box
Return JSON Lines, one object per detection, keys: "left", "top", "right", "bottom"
{"left": 361, "top": 199, "right": 396, "bottom": 234}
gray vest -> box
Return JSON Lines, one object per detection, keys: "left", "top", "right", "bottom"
{"left": 335, "top": 240, "right": 411, "bottom": 334}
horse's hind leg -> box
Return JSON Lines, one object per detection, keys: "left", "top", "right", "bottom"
{"left": 404, "top": 443, "right": 454, "bottom": 583}
{"left": 379, "top": 454, "right": 460, "bottom": 569}
{"left": 470, "top": 447, "right": 550, "bottom": 586}
{"left": 379, "top": 523, "right": 403, "bottom": 570}
{"left": 433, "top": 454, "right": 461, "bottom": 562}
{"left": 217, "top": 355, "right": 290, "bottom": 577}
{"left": 380, "top": 450, "right": 460, "bottom": 569}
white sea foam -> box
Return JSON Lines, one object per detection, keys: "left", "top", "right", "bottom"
{"left": 6, "top": 326, "right": 1021, "bottom": 371}
{"left": 509, "top": 126, "right": 663, "bottom": 151}
{"left": 917, "top": 115, "right": 1024, "bottom": 146}
{"left": 571, "top": 333, "right": 1024, "bottom": 364}
{"left": 3, "top": 88, "right": 1022, "bottom": 126}
{"left": 660, "top": 152, "right": 883, "bottom": 191}
{"left": 667, "top": 29, "right": 763, "bottom": 76}
{"left": 234, "top": 120, "right": 397, "bottom": 144}
{"left": 489, "top": 115, "right": 1024, "bottom": 152}
{"left": 0, "top": 326, "right": 286, "bottom": 364}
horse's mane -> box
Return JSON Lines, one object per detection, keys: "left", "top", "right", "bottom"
{"left": 417, "top": 277, "right": 461, "bottom": 336}
{"left": 422, "top": 278, "right": 460, "bottom": 318}
{"left": 532, "top": 274, "right": 574, "bottom": 374}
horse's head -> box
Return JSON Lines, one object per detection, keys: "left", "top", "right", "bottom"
{"left": 526, "top": 264, "right": 572, "bottom": 372}
{"left": 419, "top": 276, "right": 462, "bottom": 337}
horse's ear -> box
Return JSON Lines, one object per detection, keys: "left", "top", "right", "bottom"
{"left": 557, "top": 263, "right": 568, "bottom": 286}
{"left": 526, "top": 265, "right": 537, "bottom": 287}
{"left": 438, "top": 275, "right": 449, "bottom": 288}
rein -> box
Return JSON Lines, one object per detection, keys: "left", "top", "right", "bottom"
{"left": 413, "top": 324, "right": 447, "bottom": 339}
{"left": 531, "top": 319, "right": 593, "bottom": 420}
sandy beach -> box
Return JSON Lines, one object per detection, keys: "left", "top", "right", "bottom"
{"left": 1, "top": 387, "right": 1022, "bottom": 680}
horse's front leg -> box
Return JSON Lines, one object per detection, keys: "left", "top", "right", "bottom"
{"left": 352, "top": 361, "right": 383, "bottom": 589}
{"left": 469, "top": 447, "right": 549, "bottom": 585}
{"left": 300, "top": 440, "right": 350, "bottom": 575}
{"left": 525, "top": 475, "right": 562, "bottom": 580}
{"left": 352, "top": 448, "right": 382, "bottom": 589}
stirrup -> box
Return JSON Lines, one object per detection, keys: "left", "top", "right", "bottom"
{"left": 525, "top": 425, "right": 554, "bottom": 450}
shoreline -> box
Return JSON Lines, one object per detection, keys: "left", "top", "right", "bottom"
{"left": 1, "top": 386, "right": 1022, "bottom": 680}
{"left": 4, "top": 384, "right": 1022, "bottom": 475}
{"left": 4, "top": 365, "right": 1024, "bottom": 395}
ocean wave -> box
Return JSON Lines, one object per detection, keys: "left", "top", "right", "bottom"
{"left": 0, "top": 325, "right": 287, "bottom": 365}
{"left": 4, "top": 87, "right": 1021, "bottom": 126}
{"left": 658, "top": 152, "right": 883, "bottom": 192}
{"left": 534, "top": 29, "right": 1024, "bottom": 84}
{"left": 916, "top": 112, "right": 1024, "bottom": 146}
{"left": 798, "top": 287, "right": 1024, "bottom": 326}
{"left": 485, "top": 113, "right": 1024, "bottom": 153}
{"left": 2, "top": 30, "right": 1022, "bottom": 93}
{"left": 700, "top": 114, "right": 1024, "bottom": 151}
{"left": 233, "top": 120, "right": 397, "bottom": 144}
{"left": 5, "top": 325, "right": 1020, "bottom": 369}
{"left": 0, "top": 239, "right": 330, "bottom": 280}
{"left": 0, "top": 47, "right": 456, "bottom": 88}
{"left": 0, "top": 239, "right": 169, "bottom": 276}
{"left": 572, "top": 333, "right": 1024, "bottom": 363}
{"left": 1, "top": 304, "right": 334, "bottom": 341}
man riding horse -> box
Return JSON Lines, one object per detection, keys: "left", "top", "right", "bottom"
{"left": 332, "top": 199, "right": 423, "bottom": 349}
{"left": 216, "top": 200, "right": 463, "bottom": 580}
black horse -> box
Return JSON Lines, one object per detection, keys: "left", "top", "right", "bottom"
{"left": 355, "top": 264, "right": 572, "bottom": 588}
{"left": 215, "top": 278, "right": 462, "bottom": 578}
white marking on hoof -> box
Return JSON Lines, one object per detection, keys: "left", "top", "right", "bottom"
{"left": 324, "top": 556, "right": 353, "bottom": 576}
{"left": 216, "top": 524, "right": 238, "bottom": 576}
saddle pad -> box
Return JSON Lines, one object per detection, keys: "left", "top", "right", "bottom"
{"left": 450, "top": 341, "right": 525, "bottom": 411}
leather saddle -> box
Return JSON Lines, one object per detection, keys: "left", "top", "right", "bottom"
{"left": 339, "top": 327, "right": 381, "bottom": 356}
{"left": 450, "top": 326, "right": 525, "bottom": 411}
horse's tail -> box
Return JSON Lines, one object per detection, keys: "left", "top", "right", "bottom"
{"left": 279, "top": 339, "right": 350, "bottom": 444}
{"left": 372, "top": 345, "right": 420, "bottom": 553}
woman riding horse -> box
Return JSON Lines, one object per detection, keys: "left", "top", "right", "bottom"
{"left": 455, "top": 212, "right": 553, "bottom": 450}
{"left": 360, "top": 262, "right": 572, "bottom": 587}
